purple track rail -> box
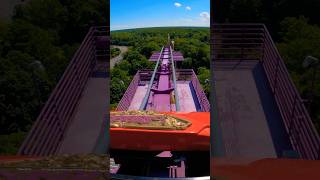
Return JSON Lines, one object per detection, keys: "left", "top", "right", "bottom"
{"left": 18, "top": 26, "right": 109, "bottom": 156}
{"left": 148, "top": 47, "right": 174, "bottom": 112}
{"left": 212, "top": 24, "right": 320, "bottom": 160}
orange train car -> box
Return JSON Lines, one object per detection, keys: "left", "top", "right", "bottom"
{"left": 110, "top": 112, "right": 210, "bottom": 151}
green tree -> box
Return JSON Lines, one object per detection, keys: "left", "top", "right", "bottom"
{"left": 14, "top": 0, "right": 67, "bottom": 32}
{"left": 197, "top": 67, "right": 210, "bottom": 97}
{"left": 111, "top": 47, "right": 120, "bottom": 58}
{"left": 277, "top": 16, "right": 320, "bottom": 131}
{"left": 125, "top": 50, "right": 153, "bottom": 75}
{"left": 110, "top": 68, "right": 131, "bottom": 105}
{"left": 139, "top": 42, "right": 160, "bottom": 58}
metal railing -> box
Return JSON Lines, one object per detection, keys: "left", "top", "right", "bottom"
{"left": 212, "top": 24, "right": 320, "bottom": 160}
{"left": 212, "top": 24, "right": 264, "bottom": 62}
{"left": 116, "top": 72, "right": 141, "bottom": 111}
{"left": 191, "top": 70, "right": 210, "bottom": 112}
{"left": 139, "top": 47, "right": 164, "bottom": 110}
{"left": 170, "top": 46, "right": 180, "bottom": 111}
{"left": 18, "top": 26, "right": 109, "bottom": 156}
{"left": 262, "top": 24, "right": 320, "bottom": 160}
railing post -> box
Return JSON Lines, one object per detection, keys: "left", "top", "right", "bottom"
{"left": 261, "top": 27, "right": 266, "bottom": 63}
{"left": 288, "top": 94, "right": 298, "bottom": 146}
{"left": 272, "top": 57, "right": 280, "bottom": 94}
{"left": 290, "top": 95, "right": 298, "bottom": 121}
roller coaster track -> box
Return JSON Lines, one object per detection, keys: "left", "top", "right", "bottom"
{"left": 139, "top": 45, "right": 180, "bottom": 111}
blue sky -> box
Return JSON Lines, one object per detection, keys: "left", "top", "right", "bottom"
{"left": 111, "top": 0, "right": 210, "bottom": 31}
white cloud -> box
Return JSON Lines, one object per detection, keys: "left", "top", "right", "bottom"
{"left": 174, "top": 2, "right": 182, "bottom": 7}
{"left": 186, "top": 6, "right": 191, "bottom": 10}
{"left": 200, "top": 12, "right": 210, "bottom": 21}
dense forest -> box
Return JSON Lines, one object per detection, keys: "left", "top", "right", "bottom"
{"left": 110, "top": 27, "right": 210, "bottom": 109}
{"left": 216, "top": 0, "right": 320, "bottom": 131}
{"left": 0, "top": 0, "right": 106, "bottom": 154}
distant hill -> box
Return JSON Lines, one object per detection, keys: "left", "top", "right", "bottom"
{"left": 111, "top": 26, "right": 209, "bottom": 32}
